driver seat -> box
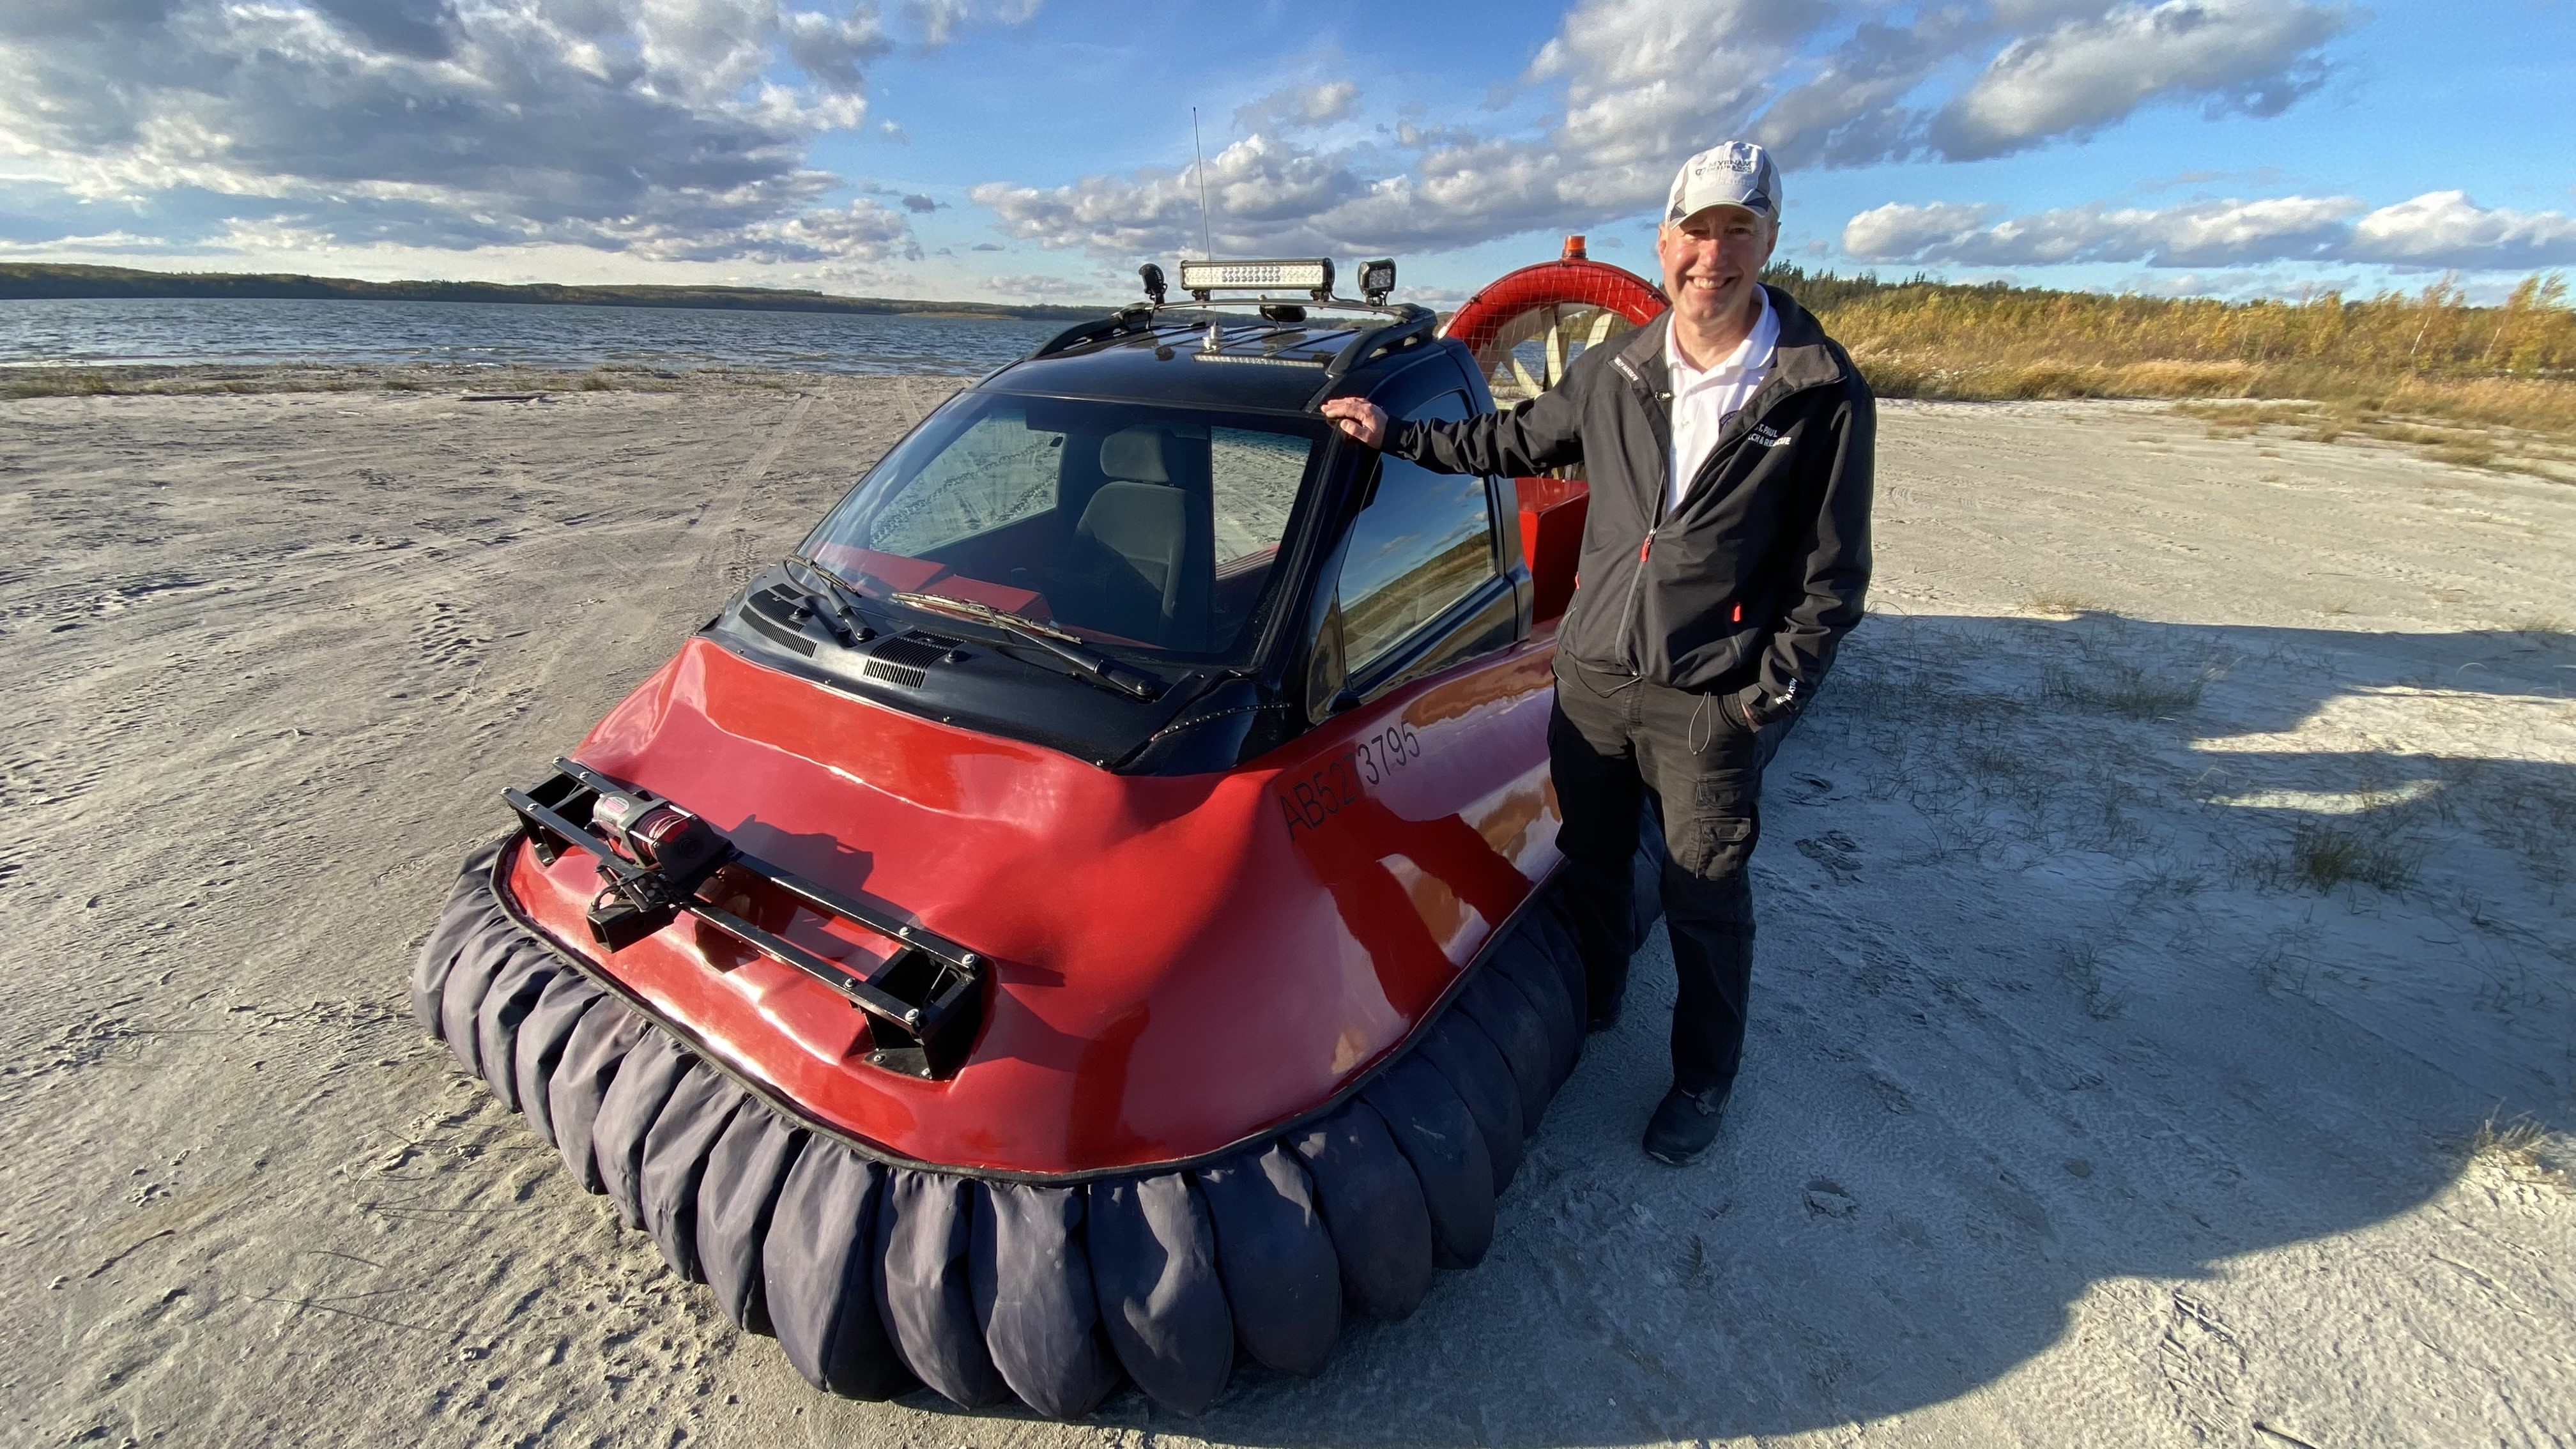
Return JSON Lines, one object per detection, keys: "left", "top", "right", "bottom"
{"left": 1075, "top": 428, "right": 1212, "bottom": 650}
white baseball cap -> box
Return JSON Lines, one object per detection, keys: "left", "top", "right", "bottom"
{"left": 1666, "top": 141, "right": 1781, "bottom": 226}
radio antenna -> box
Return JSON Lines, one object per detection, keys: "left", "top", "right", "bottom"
{"left": 1192, "top": 107, "right": 1214, "bottom": 260}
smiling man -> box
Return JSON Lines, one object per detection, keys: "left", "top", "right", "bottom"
{"left": 1322, "top": 141, "right": 1874, "bottom": 1165}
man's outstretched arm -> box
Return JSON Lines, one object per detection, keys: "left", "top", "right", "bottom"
{"left": 1321, "top": 376, "right": 1588, "bottom": 477}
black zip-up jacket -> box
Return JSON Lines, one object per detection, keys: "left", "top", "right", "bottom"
{"left": 1389, "top": 286, "right": 1873, "bottom": 718}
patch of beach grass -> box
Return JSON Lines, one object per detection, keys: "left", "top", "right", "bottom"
{"left": 2166, "top": 398, "right": 2561, "bottom": 475}
{"left": 2246, "top": 920, "right": 2322, "bottom": 999}
{"left": 2264, "top": 818, "right": 2425, "bottom": 894}
{"left": 1, "top": 370, "right": 117, "bottom": 399}
{"left": 2463, "top": 1114, "right": 2572, "bottom": 1194}
{"left": 2429, "top": 440, "right": 2499, "bottom": 470}
{"left": 2021, "top": 590, "right": 2103, "bottom": 617}
{"left": 2040, "top": 661, "right": 2208, "bottom": 719}
{"left": 0, "top": 362, "right": 790, "bottom": 399}
{"left": 2054, "top": 940, "right": 2129, "bottom": 1020}
{"left": 2465, "top": 773, "right": 2576, "bottom": 898}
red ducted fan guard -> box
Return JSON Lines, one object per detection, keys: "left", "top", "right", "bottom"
{"left": 1448, "top": 237, "right": 1666, "bottom": 625}
{"left": 1439, "top": 234, "right": 1667, "bottom": 364}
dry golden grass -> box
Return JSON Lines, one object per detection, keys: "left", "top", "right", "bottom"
{"left": 2464, "top": 1114, "right": 2573, "bottom": 1193}
{"left": 1791, "top": 270, "right": 2575, "bottom": 374}
{"left": 1772, "top": 268, "right": 2576, "bottom": 465}
{"left": 2021, "top": 590, "right": 2104, "bottom": 617}
{"left": 0, "top": 369, "right": 120, "bottom": 399}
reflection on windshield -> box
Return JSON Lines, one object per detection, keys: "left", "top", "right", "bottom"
{"left": 802, "top": 394, "right": 1319, "bottom": 659}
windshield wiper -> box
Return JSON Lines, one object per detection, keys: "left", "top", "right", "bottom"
{"left": 891, "top": 591, "right": 1165, "bottom": 702}
{"left": 778, "top": 555, "right": 874, "bottom": 645}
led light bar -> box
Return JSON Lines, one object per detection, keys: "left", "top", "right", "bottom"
{"left": 1179, "top": 257, "right": 1335, "bottom": 300}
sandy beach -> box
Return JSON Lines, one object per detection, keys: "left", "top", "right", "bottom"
{"left": 4, "top": 375, "right": 2571, "bottom": 1448}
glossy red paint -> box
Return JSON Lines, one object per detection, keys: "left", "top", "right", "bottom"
{"left": 502, "top": 632, "right": 1565, "bottom": 1176}
{"left": 1514, "top": 476, "right": 1589, "bottom": 624}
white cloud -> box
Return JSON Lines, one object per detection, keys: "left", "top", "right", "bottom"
{"left": 974, "top": 134, "right": 1371, "bottom": 259}
{"left": 985, "top": 270, "right": 1120, "bottom": 303}
{"left": 0, "top": 0, "right": 2372, "bottom": 279}
{"left": 1844, "top": 190, "right": 2576, "bottom": 271}
{"left": 697, "top": 197, "right": 925, "bottom": 264}
{"left": 0, "top": 230, "right": 172, "bottom": 257}
{"left": 2345, "top": 190, "right": 2576, "bottom": 270}
{"left": 0, "top": 0, "right": 1038, "bottom": 264}
{"left": 973, "top": 0, "right": 2354, "bottom": 260}
{"left": 1530, "top": 0, "right": 1812, "bottom": 169}
{"left": 780, "top": 7, "right": 893, "bottom": 94}
{"left": 1235, "top": 82, "right": 1361, "bottom": 134}
{"left": 904, "top": 0, "right": 1041, "bottom": 48}
{"left": 1841, "top": 201, "right": 2003, "bottom": 263}
{"left": 1931, "top": 0, "right": 2352, "bottom": 160}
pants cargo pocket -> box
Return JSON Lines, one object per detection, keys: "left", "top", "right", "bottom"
{"left": 1675, "top": 779, "right": 1756, "bottom": 878}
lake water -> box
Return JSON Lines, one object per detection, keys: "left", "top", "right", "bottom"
{"left": 0, "top": 296, "right": 1068, "bottom": 376}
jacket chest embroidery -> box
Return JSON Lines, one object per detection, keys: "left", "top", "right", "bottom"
{"left": 1747, "top": 422, "right": 1788, "bottom": 447}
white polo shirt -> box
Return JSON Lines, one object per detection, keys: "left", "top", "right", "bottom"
{"left": 1664, "top": 290, "right": 1778, "bottom": 514}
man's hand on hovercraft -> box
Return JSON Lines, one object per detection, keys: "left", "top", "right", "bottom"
{"left": 1321, "top": 397, "right": 1388, "bottom": 450}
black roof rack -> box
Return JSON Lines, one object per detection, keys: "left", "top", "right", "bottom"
{"left": 1309, "top": 304, "right": 1436, "bottom": 405}
{"left": 1018, "top": 296, "right": 1441, "bottom": 402}
{"left": 1025, "top": 303, "right": 1159, "bottom": 361}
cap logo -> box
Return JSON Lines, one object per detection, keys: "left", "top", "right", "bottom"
{"left": 1666, "top": 141, "right": 1779, "bottom": 227}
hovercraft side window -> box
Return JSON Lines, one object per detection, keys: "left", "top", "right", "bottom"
{"left": 1335, "top": 391, "right": 1501, "bottom": 675}
{"left": 800, "top": 394, "right": 1323, "bottom": 662}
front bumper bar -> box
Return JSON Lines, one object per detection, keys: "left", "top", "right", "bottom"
{"left": 503, "top": 757, "right": 983, "bottom": 1077}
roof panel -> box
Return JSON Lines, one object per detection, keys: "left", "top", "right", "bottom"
{"left": 983, "top": 319, "right": 1402, "bottom": 412}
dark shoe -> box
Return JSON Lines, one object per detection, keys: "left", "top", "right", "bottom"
{"left": 1585, "top": 992, "right": 1624, "bottom": 1034}
{"left": 1642, "top": 1084, "right": 1731, "bottom": 1164}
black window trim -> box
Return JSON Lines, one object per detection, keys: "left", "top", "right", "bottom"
{"left": 1315, "top": 381, "right": 1521, "bottom": 702}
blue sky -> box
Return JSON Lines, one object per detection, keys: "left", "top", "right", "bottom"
{"left": 2, "top": 1, "right": 2570, "bottom": 305}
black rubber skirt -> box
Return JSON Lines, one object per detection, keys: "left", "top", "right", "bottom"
{"left": 411, "top": 837, "right": 1646, "bottom": 1418}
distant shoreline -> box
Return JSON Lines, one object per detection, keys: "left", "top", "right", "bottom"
{"left": 0, "top": 263, "right": 1111, "bottom": 321}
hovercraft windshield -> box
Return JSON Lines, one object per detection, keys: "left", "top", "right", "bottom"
{"left": 802, "top": 393, "right": 1322, "bottom": 665}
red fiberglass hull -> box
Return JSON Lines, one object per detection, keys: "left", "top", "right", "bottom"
{"left": 501, "top": 632, "right": 1565, "bottom": 1176}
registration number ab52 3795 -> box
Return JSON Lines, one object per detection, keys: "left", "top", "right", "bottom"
{"left": 1276, "top": 721, "right": 1424, "bottom": 834}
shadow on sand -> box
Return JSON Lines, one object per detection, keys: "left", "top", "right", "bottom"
{"left": 981, "top": 613, "right": 2573, "bottom": 1443}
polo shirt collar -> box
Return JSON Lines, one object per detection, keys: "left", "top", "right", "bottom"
{"left": 1665, "top": 287, "right": 1777, "bottom": 382}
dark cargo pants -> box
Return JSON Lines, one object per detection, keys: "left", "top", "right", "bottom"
{"left": 1549, "top": 655, "right": 1789, "bottom": 1097}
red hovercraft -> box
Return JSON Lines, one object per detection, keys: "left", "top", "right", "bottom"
{"left": 413, "top": 242, "right": 1668, "bottom": 1418}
